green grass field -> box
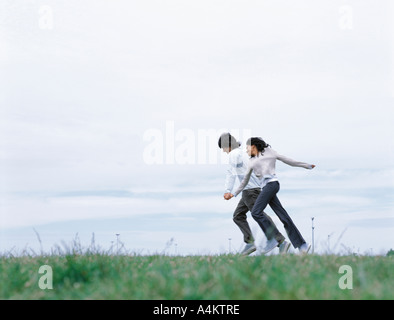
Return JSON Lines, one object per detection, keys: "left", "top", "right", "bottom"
{"left": 0, "top": 253, "right": 392, "bottom": 300}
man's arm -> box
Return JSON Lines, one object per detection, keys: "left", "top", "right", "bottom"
{"left": 224, "top": 165, "right": 236, "bottom": 194}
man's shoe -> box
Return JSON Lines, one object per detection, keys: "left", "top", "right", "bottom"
{"left": 240, "top": 243, "right": 256, "bottom": 256}
{"left": 262, "top": 238, "right": 279, "bottom": 254}
{"left": 279, "top": 240, "right": 291, "bottom": 254}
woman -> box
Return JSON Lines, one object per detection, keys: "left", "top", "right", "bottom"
{"left": 227, "top": 137, "right": 315, "bottom": 254}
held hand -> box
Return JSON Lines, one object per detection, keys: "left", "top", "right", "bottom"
{"left": 223, "top": 193, "right": 234, "bottom": 200}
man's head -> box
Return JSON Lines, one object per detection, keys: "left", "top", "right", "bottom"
{"left": 218, "top": 133, "right": 240, "bottom": 154}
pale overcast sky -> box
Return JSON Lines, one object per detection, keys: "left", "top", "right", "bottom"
{"left": 1, "top": 0, "right": 393, "bottom": 255}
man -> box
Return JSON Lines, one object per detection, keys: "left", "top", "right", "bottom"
{"left": 218, "top": 133, "right": 290, "bottom": 255}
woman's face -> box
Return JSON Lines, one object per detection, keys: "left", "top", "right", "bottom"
{"left": 246, "top": 145, "right": 253, "bottom": 156}
{"left": 247, "top": 144, "right": 258, "bottom": 157}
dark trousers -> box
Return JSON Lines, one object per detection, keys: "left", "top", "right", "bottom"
{"left": 233, "top": 188, "right": 285, "bottom": 244}
{"left": 251, "top": 181, "right": 306, "bottom": 248}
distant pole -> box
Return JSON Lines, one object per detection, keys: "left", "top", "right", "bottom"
{"left": 327, "top": 233, "right": 333, "bottom": 253}
{"left": 311, "top": 217, "right": 315, "bottom": 254}
{"left": 116, "top": 234, "right": 119, "bottom": 254}
{"left": 228, "top": 238, "right": 232, "bottom": 254}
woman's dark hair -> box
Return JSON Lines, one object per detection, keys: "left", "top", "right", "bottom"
{"left": 246, "top": 137, "right": 270, "bottom": 152}
{"left": 218, "top": 133, "right": 241, "bottom": 149}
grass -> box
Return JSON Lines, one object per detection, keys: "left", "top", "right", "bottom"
{"left": 0, "top": 253, "right": 392, "bottom": 300}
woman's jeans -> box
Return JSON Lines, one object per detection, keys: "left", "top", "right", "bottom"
{"left": 251, "top": 181, "right": 306, "bottom": 248}
{"left": 233, "top": 188, "right": 285, "bottom": 245}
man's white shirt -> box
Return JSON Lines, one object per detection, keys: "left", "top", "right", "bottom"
{"left": 224, "top": 147, "right": 261, "bottom": 194}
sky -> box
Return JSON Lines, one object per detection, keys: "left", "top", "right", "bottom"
{"left": 0, "top": 0, "right": 393, "bottom": 256}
